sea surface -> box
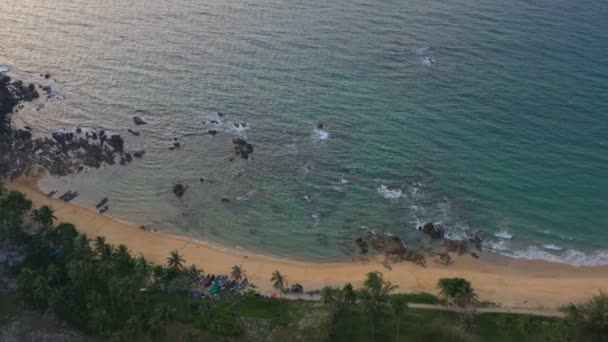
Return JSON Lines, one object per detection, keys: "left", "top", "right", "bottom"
{"left": 1, "top": 0, "right": 607, "bottom": 265}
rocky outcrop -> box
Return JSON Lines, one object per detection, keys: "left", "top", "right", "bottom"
{"left": 233, "top": 138, "right": 254, "bottom": 160}
{"left": 1, "top": 73, "right": 139, "bottom": 180}
{"left": 418, "top": 222, "right": 445, "bottom": 240}
{"left": 357, "top": 230, "right": 426, "bottom": 266}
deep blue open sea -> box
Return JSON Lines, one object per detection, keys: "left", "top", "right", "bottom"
{"left": 1, "top": 0, "right": 607, "bottom": 264}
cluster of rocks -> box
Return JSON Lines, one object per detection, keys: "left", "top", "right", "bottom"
{"left": 0, "top": 73, "right": 142, "bottom": 180}
{"left": 418, "top": 221, "right": 483, "bottom": 257}
{"left": 352, "top": 222, "right": 485, "bottom": 268}
{"left": 355, "top": 229, "right": 426, "bottom": 266}
{"left": 232, "top": 138, "right": 254, "bottom": 160}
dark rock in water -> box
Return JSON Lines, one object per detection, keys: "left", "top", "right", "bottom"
{"left": 75, "top": 127, "right": 82, "bottom": 134}
{"left": 127, "top": 129, "right": 140, "bottom": 136}
{"left": 52, "top": 132, "right": 66, "bottom": 146}
{"left": 355, "top": 237, "right": 369, "bottom": 254}
{"left": 232, "top": 138, "right": 254, "bottom": 160}
{"left": 210, "top": 120, "right": 219, "bottom": 125}
{"left": 44, "top": 73, "right": 51, "bottom": 79}
{"left": 24, "top": 126, "right": 32, "bottom": 131}
{"left": 221, "top": 197, "right": 230, "bottom": 203}
{"left": 208, "top": 129, "right": 217, "bottom": 136}
{"left": 133, "top": 150, "right": 145, "bottom": 158}
{"left": 217, "top": 112, "right": 224, "bottom": 117}
{"left": 132, "top": 116, "right": 147, "bottom": 125}
{"left": 91, "top": 132, "right": 98, "bottom": 140}
{"left": 173, "top": 184, "right": 187, "bottom": 198}
{"left": 419, "top": 222, "right": 445, "bottom": 240}
{"left": 317, "top": 122, "right": 324, "bottom": 129}
{"left": 199, "top": 177, "right": 205, "bottom": 183}
{"left": 107, "top": 134, "right": 124, "bottom": 153}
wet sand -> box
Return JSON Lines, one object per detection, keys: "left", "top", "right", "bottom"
{"left": 7, "top": 178, "right": 608, "bottom": 310}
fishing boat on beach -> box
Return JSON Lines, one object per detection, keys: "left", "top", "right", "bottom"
{"left": 58, "top": 190, "right": 73, "bottom": 201}
{"left": 95, "top": 197, "right": 109, "bottom": 209}
{"left": 99, "top": 205, "right": 109, "bottom": 214}
{"left": 64, "top": 191, "right": 78, "bottom": 202}
{"left": 46, "top": 190, "right": 57, "bottom": 197}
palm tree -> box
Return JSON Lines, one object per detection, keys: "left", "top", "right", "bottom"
{"left": 270, "top": 270, "right": 287, "bottom": 294}
{"left": 390, "top": 295, "right": 408, "bottom": 341}
{"left": 342, "top": 283, "right": 357, "bottom": 305}
{"left": 231, "top": 264, "right": 245, "bottom": 282}
{"left": 135, "top": 256, "right": 152, "bottom": 278}
{"left": 94, "top": 236, "right": 107, "bottom": 255}
{"left": 271, "top": 270, "right": 288, "bottom": 321}
{"left": 3, "top": 191, "right": 32, "bottom": 225}
{"left": 437, "top": 277, "right": 478, "bottom": 333}
{"left": 166, "top": 250, "right": 185, "bottom": 272}
{"left": 361, "top": 271, "right": 398, "bottom": 342}
{"left": 437, "top": 277, "right": 477, "bottom": 308}
{"left": 29, "top": 205, "right": 56, "bottom": 231}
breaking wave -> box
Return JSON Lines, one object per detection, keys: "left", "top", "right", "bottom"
{"left": 377, "top": 184, "right": 403, "bottom": 200}
{"left": 501, "top": 246, "right": 608, "bottom": 266}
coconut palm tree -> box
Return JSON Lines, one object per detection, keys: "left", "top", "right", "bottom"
{"left": 390, "top": 295, "right": 408, "bottom": 341}
{"left": 30, "top": 205, "right": 56, "bottom": 231}
{"left": 166, "top": 250, "right": 185, "bottom": 272}
{"left": 231, "top": 264, "right": 245, "bottom": 282}
{"left": 94, "top": 236, "right": 107, "bottom": 255}
{"left": 3, "top": 191, "right": 32, "bottom": 225}
{"left": 270, "top": 270, "right": 287, "bottom": 294}
{"left": 360, "top": 271, "right": 398, "bottom": 342}
{"left": 437, "top": 277, "right": 477, "bottom": 307}
{"left": 271, "top": 270, "right": 288, "bottom": 321}
{"left": 343, "top": 283, "right": 357, "bottom": 305}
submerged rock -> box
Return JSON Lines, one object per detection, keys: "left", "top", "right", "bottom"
{"left": 133, "top": 116, "right": 147, "bottom": 125}
{"left": 173, "top": 184, "right": 187, "bottom": 198}
{"left": 232, "top": 138, "right": 254, "bottom": 160}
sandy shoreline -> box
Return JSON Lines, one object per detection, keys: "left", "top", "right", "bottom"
{"left": 6, "top": 178, "right": 608, "bottom": 310}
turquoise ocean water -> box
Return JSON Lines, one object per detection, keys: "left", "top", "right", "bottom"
{"left": 1, "top": 0, "right": 607, "bottom": 264}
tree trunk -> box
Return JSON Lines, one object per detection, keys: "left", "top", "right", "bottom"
{"left": 396, "top": 318, "right": 400, "bottom": 342}
{"left": 370, "top": 316, "right": 375, "bottom": 342}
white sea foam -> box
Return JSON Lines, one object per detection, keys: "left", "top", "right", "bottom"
{"left": 0, "top": 65, "right": 10, "bottom": 74}
{"left": 414, "top": 46, "right": 431, "bottom": 55}
{"left": 484, "top": 239, "right": 510, "bottom": 251}
{"left": 313, "top": 128, "right": 330, "bottom": 142}
{"left": 542, "top": 244, "right": 563, "bottom": 251}
{"left": 501, "top": 246, "right": 608, "bottom": 266}
{"left": 494, "top": 230, "right": 513, "bottom": 239}
{"left": 422, "top": 57, "right": 435, "bottom": 67}
{"left": 340, "top": 178, "right": 349, "bottom": 184}
{"left": 377, "top": 185, "right": 402, "bottom": 200}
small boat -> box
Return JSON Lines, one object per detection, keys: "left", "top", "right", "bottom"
{"left": 95, "top": 197, "right": 109, "bottom": 209}
{"left": 64, "top": 191, "right": 78, "bottom": 202}
{"left": 58, "top": 190, "right": 73, "bottom": 200}
{"left": 99, "top": 205, "right": 109, "bottom": 214}
{"left": 46, "top": 190, "right": 57, "bottom": 198}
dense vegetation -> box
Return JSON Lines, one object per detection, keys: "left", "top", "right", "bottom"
{"left": 1, "top": 184, "right": 608, "bottom": 341}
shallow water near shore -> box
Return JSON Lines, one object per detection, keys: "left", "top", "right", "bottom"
{"left": 1, "top": 0, "right": 607, "bottom": 264}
